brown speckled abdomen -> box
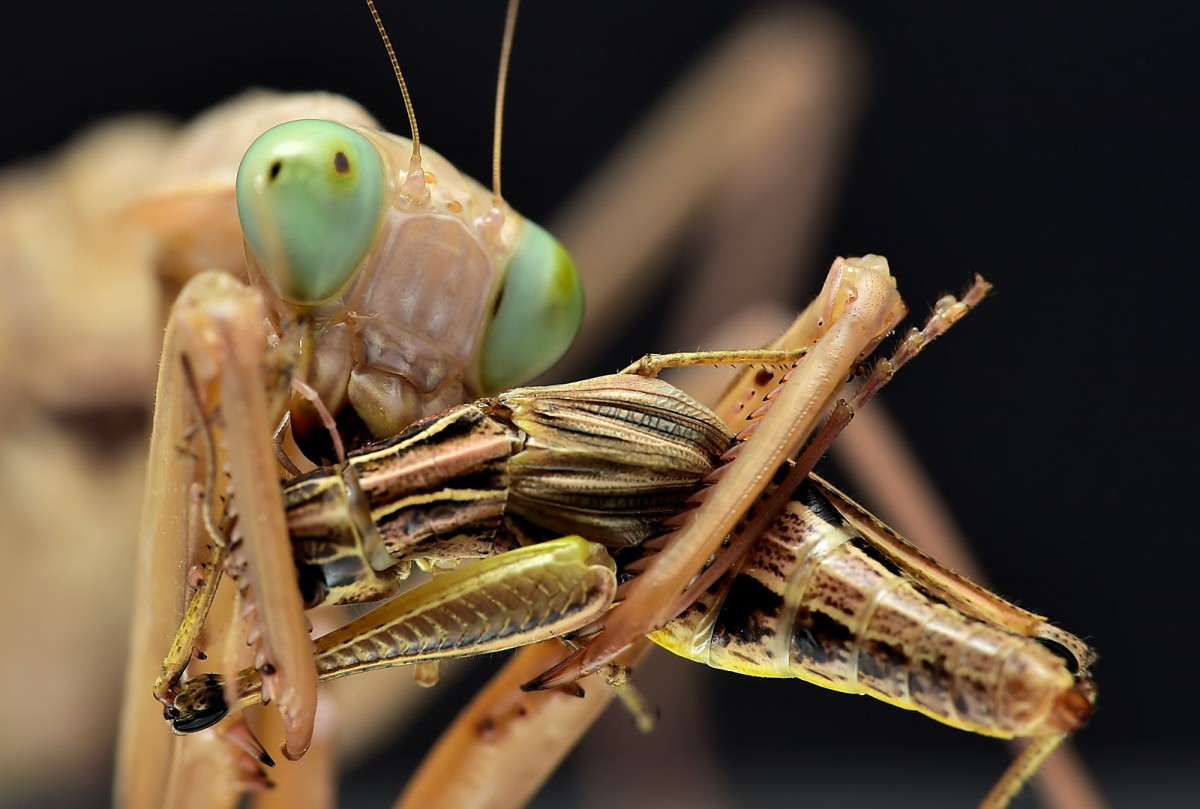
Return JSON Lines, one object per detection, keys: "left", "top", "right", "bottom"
{"left": 652, "top": 482, "right": 1093, "bottom": 739}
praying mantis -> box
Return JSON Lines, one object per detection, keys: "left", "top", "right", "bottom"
{"left": 150, "top": 256, "right": 1095, "bottom": 809}
{"left": 0, "top": 1, "right": 1108, "bottom": 806}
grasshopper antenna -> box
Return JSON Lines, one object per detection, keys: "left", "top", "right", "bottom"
{"left": 365, "top": 0, "right": 429, "bottom": 203}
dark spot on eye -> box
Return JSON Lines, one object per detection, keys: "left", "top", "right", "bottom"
{"left": 334, "top": 151, "right": 350, "bottom": 174}
{"left": 260, "top": 662, "right": 276, "bottom": 676}
{"left": 268, "top": 160, "right": 283, "bottom": 181}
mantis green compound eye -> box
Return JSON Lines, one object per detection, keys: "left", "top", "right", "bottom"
{"left": 480, "top": 220, "right": 584, "bottom": 392}
{"left": 236, "top": 119, "right": 386, "bottom": 304}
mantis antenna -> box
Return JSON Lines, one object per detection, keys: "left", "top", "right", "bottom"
{"left": 364, "top": 0, "right": 428, "bottom": 201}
{"left": 492, "top": 0, "right": 521, "bottom": 203}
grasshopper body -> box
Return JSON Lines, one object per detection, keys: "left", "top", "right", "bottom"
{"left": 284, "top": 375, "right": 730, "bottom": 607}
{"left": 166, "top": 327, "right": 1095, "bottom": 802}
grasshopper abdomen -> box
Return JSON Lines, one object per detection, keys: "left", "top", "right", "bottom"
{"left": 654, "top": 480, "right": 1095, "bottom": 740}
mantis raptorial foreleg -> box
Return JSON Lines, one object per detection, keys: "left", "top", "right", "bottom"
{"left": 117, "top": 272, "right": 314, "bottom": 805}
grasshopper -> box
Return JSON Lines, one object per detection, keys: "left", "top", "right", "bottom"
{"left": 395, "top": 260, "right": 1100, "bottom": 809}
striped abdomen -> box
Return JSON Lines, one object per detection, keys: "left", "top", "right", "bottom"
{"left": 653, "top": 482, "right": 1093, "bottom": 739}
{"left": 283, "top": 375, "right": 732, "bottom": 606}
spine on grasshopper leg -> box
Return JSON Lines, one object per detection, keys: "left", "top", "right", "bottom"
{"left": 653, "top": 481, "right": 1095, "bottom": 739}
{"left": 283, "top": 375, "right": 734, "bottom": 608}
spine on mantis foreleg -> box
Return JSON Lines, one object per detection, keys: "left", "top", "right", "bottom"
{"left": 652, "top": 479, "right": 1095, "bottom": 740}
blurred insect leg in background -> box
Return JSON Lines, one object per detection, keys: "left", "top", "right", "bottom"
{"left": 0, "top": 118, "right": 173, "bottom": 800}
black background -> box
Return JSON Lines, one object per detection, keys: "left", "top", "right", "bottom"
{"left": 3, "top": 2, "right": 1196, "bottom": 806}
